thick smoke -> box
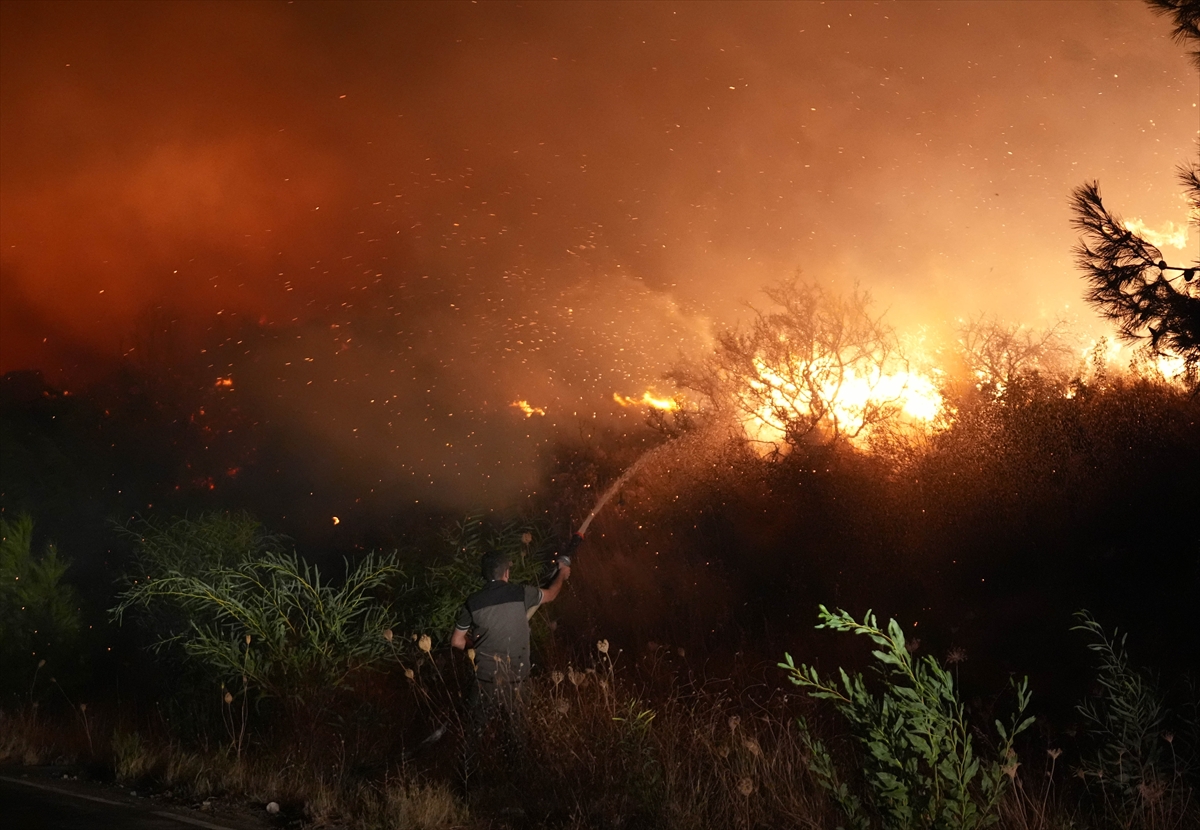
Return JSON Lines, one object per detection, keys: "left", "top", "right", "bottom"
{"left": 1, "top": 1, "right": 1194, "bottom": 512}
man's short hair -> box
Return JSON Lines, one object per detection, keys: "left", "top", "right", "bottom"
{"left": 480, "top": 550, "right": 512, "bottom": 581}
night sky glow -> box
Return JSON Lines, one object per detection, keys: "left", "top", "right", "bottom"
{"left": 2, "top": 0, "right": 1196, "bottom": 510}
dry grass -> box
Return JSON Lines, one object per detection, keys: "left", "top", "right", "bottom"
{"left": 4, "top": 652, "right": 1197, "bottom": 830}
{"left": 509, "top": 656, "right": 834, "bottom": 829}
{"left": 0, "top": 704, "right": 96, "bottom": 766}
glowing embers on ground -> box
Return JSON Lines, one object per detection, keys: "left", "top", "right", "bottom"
{"left": 737, "top": 353, "right": 944, "bottom": 453}
{"left": 613, "top": 391, "right": 678, "bottom": 411}
{"left": 511, "top": 400, "right": 546, "bottom": 417}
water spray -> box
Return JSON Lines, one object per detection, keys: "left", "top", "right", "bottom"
{"left": 557, "top": 440, "right": 673, "bottom": 568}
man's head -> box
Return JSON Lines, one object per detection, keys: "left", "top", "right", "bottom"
{"left": 480, "top": 550, "right": 512, "bottom": 582}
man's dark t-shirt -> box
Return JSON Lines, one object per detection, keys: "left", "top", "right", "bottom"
{"left": 455, "top": 581, "right": 543, "bottom": 683}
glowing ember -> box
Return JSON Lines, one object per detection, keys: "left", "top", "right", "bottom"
{"left": 511, "top": 400, "right": 546, "bottom": 417}
{"left": 215, "top": 377, "right": 233, "bottom": 389}
{"left": 613, "top": 391, "right": 678, "bottom": 411}
{"left": 332, "top": 516, "right": 340, "bottom": 525}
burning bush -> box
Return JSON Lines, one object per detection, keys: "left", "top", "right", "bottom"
{"left": 671, "top": 279, "right": 943, "bottom": 458}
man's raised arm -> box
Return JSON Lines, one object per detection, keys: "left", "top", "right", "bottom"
{"left": 540, "top": 564, "right": 571, "bottom": 604}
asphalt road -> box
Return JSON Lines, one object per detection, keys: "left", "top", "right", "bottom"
{"left": 0, "top": 775, "right": 259, "bottom": 830}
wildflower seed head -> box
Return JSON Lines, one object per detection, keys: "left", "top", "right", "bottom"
{"left": 466, "top": 648, "right": 476, "bottom": 664}
{"left": 728, "top": 715, "right": 741, "bottom": 733}
{"left": 1047, "top": 748, "right": 1062, "bottom": 760}
{"left": 223, "top": 691, "right": 234, "bottom": 705}
{"left": 737, "top": 777, "right": 755, "bottom": 796}
{"left": 946, "top": 647, "right": 967, "bottom": 664}
{"left": 521, "top": 532, "right": 532, "bottom": 545}
{"left": 551, "top": 670, "right": 564, "bottom": 686}
{"left": 38, "top": 659, "right": 46, "bottom": 668}
{"left": 555, "top": 700, "right": 570, "bottom": 715}
{"left": 1163, "top": 732, "right": 1175, "bottom": 744}
{"left": 404, "top": 668, "right": 415, "bottom": 681}
{"left": 743, "top": 738, "right": 762, "bottom": 758}
{"left": 418, "top": 634, "right": 432, "bottom": 654}
{"left": 244, "top": 634, "right": 251, "bottom": 645}
{"left": 383, "top": 629, "right": 394, "bottom": 642}
{"left": 79, "top": 703, "right": 87, "bottom": 713}
{"left": 597, "top": 639, "right": 610, "bottom": 655}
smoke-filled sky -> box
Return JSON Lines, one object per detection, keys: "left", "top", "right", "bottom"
{"left": 2, "top": 0, "right": 1196, "bottom": 509}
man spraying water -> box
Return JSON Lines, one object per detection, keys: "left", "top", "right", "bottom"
{"left": 449, "top": 533, "right": 581, "bottom": 755}
{"left": 450, "top": 542, "right": 575, "bottom": 689}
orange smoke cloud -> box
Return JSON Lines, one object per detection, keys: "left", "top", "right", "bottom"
{"left": 0, "top": 134, "right": 348, "bottom": 373}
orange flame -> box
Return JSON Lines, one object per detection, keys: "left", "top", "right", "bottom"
{"left": 613, "top": 391, "right": 678, "bottom": 411}
{"left": 511, "top": 400, "right": 546, "bottom": 417}
{"left": 740, "top": 355, "right": 944, "bottom": 454}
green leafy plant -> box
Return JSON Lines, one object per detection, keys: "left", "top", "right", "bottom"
{"left": 118, "top": 512, "right": 284, "bottom": 576}
{"left": 0, "top": 514, "right": 81, "bottom": 693}
{"left": 1072, "top": 610, "right": 1169, "bottom": 804}
{"left": 112, "top": 515, "right": 402, "bottom": 703}
{"left": 780, "top": 606, "right": 1033, "bottom": 830}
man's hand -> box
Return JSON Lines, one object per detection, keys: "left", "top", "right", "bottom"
{"left": 541, "top": 562, "right": 571, "bottom": 604}
{"left": 450, "top": 628, "right": 468, "bottom": 651}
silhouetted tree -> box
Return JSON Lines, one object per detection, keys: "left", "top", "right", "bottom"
{"left": 1070, "top": 178, "right": 1200, "bottom": 379}
{"left": 1147, "top": 0, "right": 1200, "bottom": 70}
{"left": 1069, "top": 3, "right": 1200, "bottom": 383}
{"left": 950, "top": 315, "right": 1077, "bottom": 401}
